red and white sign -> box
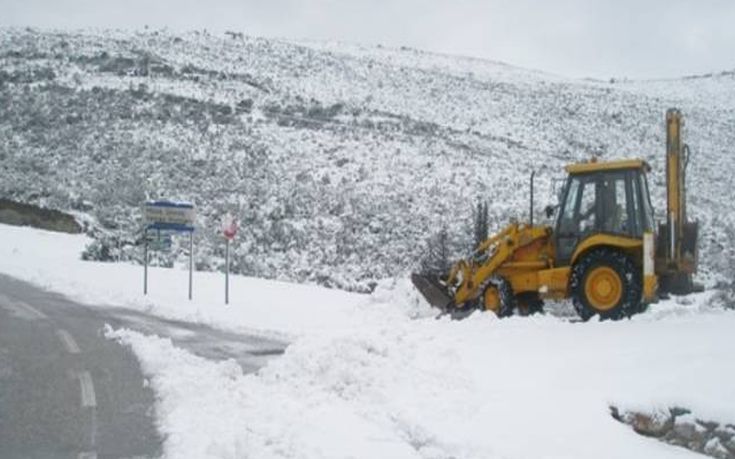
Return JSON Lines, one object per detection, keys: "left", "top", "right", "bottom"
{"left": 222, "top": 214, "right": 238, "bottom": 240}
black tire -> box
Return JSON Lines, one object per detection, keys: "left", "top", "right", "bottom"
{"left": 481, "top": 277, "right": 516, "bottom": 318}
{"left": 570, "top": 248, "right": 642, "bottom": 321}
{"left": 516, "top": 292, "right": 544, "bottom": 316}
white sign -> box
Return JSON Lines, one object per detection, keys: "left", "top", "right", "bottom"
{"left": 144, "top": 201, "right": 195, "bottom": 227}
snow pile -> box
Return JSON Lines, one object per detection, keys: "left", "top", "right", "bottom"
{"left": 110, "top": 300, "right": 735, "bottom": 459}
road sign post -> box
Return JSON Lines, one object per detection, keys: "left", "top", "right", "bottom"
{"left": 142, "top": 201, "right": 195, "bottom": 299}
{"left": 144, "top": 233, "right": 148, "bottom": 295}
{"left": 222, "top": 214, "right": 238, "bottom": 305}
{"left": 225, "top": 239, "right": 230, "bottom": 304}
{"left": 189, "top": 231, "right": 193, "bottom": 300}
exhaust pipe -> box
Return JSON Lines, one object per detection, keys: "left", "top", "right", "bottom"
{"left": 529, "top": 170, "right": 535, "bottom": 226}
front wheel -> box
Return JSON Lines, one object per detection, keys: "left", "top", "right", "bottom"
{"left": 481, "top": 277, "right": 516, "bottom": 318}
{"left": 570, "top": 249, "right": 642, "bottom": 321}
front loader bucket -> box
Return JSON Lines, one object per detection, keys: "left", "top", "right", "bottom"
{"left": 411, "top": 273, "right": 454, "bottom": 311}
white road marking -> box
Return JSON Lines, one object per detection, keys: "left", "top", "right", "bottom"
{"left": 78, "top": 371, "right": 97, "bottom": 408}
{"left": 56, "top": 329, "right": 81, "bottom": 354}
{"left": 0, "top": 293, "right": 47, "bottom": 320}
{"left": 1, "top": 289, "right": 100, "bottom": 456}
{"left": 89, "top": 409, "right": 98, "bottom": 452}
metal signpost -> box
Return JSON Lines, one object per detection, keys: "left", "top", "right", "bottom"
{"left": 143, "top": 201, "right": 196, "bottom": 299}
{"left": 222, "top": 214, "right": 238, "bottom": 304}
{"left": 143, "top": 231, "right": 172, "bottom": 295}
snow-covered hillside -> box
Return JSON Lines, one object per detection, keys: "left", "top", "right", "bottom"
{"left": 1, "top": 28, "right": 734, "bottom": 291}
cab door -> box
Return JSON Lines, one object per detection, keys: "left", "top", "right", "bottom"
{"left": 599, "top": 170, "right": 640, "bottom": 238}
{"left": 555, "top": 173, "right": 601, "bottom": 265}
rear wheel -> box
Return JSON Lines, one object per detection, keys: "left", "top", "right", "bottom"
{"left": 570, "top": 248, "right": 642, "bottom": 321}
{"left": 481, "top": 277, "right": 516, "bottom": 317}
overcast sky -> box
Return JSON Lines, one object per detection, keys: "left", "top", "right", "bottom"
{"left": 2, "top": 0, "right": 734, "bottom": 79}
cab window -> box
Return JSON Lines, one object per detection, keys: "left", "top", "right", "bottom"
{"left": 558, "top": 176, "right": 580, "bottom": 234}
{"left": 600, "top": 173, "right": 631, "bottom": 236}
{"left": 639, "top": 173, "right": 655, "bottom": 232}
{"left": 577, "top": 179, "right": 597, "bottom": 235}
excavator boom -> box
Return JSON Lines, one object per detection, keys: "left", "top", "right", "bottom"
{"left": 656, "top": 108, "right": 700, "bottom": 293}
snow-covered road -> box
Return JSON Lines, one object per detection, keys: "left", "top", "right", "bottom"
{"left": 0, "top": 273, "right": 162, "bottom": 458}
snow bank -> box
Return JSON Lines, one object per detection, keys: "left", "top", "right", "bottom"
{"left": 109, "top": 302, "right": 735, "bottom": 458}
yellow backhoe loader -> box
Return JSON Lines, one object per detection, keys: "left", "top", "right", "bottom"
{"left": 412, "top": 108, "right": 700, "bottom": 320}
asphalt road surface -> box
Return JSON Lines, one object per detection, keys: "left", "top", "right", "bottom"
{"left": 0, "top": 274, "right": 286, "bottom": 459}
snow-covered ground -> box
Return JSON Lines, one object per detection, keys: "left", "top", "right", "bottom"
{"left": 0, "top": 223, "right": 369, "bottom": 337}
{"left": 2, "top": 223, "right": 734, "bottom": 458}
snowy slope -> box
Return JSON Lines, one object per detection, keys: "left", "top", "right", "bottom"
{"left": 1, "top": 28, "right": 734, "bottom": 293}
{"left": 2, "top": 224, "right": 733, "bottom": 459}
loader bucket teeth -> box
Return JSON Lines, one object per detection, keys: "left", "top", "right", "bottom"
{"left": 411, "top": 273, "right": 454, "bottom": 311}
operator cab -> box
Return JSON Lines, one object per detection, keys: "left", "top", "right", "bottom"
{"left": 554, "top": 159, "right": 654, "bottom": 265}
